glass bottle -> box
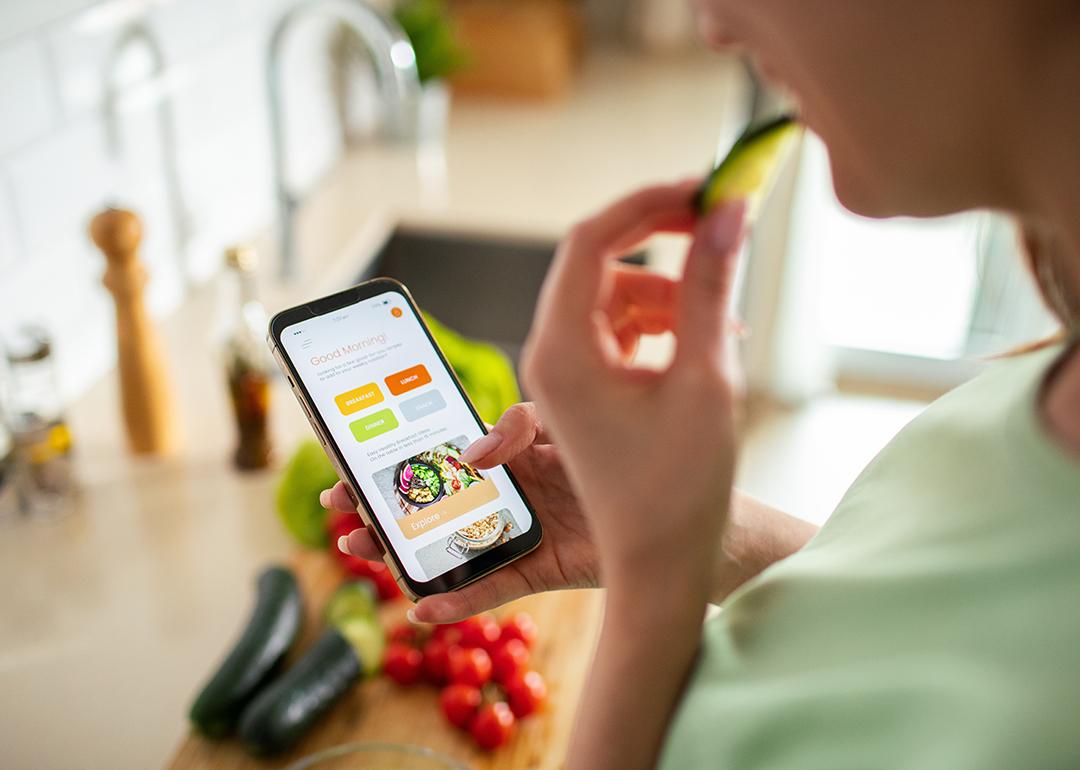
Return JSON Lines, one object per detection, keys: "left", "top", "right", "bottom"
{"left": 4, "top": 326, "right": 75, "bottom": 515}
{"left": 222, "top": 246, "right": 273, "bottom": 470}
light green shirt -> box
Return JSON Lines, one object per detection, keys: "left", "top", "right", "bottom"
{"left": 660, "top": 342, "right": 1080, "bottom": 770}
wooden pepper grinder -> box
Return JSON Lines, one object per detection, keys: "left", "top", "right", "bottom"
{"left": 89, "top": 207, "right": 179, "bottom": 455}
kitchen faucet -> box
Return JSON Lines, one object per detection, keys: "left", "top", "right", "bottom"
{"left": 103, "top": 22, "right": 194, "bottom": 287}
{"left": 267, "top": 0, "right": 421, "bottom": 280}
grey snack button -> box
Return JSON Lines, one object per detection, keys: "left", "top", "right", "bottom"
{"left": 400, "top": 389, "right": 447, "bottom": 422}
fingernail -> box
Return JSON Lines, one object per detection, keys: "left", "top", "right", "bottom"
{"left": 337, "top": 535, "right": 350, "bottom": 555}
{"left": 459, "top": 432, "right": 502, "bottom": 464}
{"left": 405, "top": 608, "right": 419, "bottom": 624}
{"left": 319, "top": 489, "right": 332, "bottom": 509}
{"left": 707, "top": 199, "right": 747, "bottom": 251}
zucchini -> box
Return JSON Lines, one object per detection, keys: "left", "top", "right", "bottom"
{"left": 696, "top": 113, "right": 801, "bottom": 217}
{"left": 237, "top": 628, "right": 362, "bottom": 756}
{"left": 189, "top": 565, "right": 303, "bottom": 738}
{"left": 236, "top": 583, "right": 386, "bottom": 755}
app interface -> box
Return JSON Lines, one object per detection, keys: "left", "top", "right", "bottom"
{"left": 281, "top": 290, "right": 533, "bottom": 582}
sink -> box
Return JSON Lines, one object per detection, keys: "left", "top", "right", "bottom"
{"left": 357, "top": 228, "right": 644, "bottom": 364}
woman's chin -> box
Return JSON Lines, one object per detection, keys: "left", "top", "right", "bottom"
{"left": 831, "top": 162, "right": 961, "bottom": 220}
{"left": 831, "top": 173, "right": 899, "bottom": 219}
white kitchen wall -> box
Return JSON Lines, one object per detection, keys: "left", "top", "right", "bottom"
{"left": 0, "top": 0, "right": 380, "bottom": 402}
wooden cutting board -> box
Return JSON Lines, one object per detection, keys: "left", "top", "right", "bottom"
{"left": 167, "top": 550, "right": 602, "bottom": 770}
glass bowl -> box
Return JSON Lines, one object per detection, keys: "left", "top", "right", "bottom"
{"left": 284, "top": 742, "right": 470, "bottom": 770}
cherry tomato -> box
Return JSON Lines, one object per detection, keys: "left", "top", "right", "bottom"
{"left": 506, "top": 670, "right": 547, "bottom": 718}
{"left": 389, "top": 623, "right": 420, "bottom": 646}
{"left": 499, "top": 612, "right": 538, "bottom": 648}
{"left": 490, "top": 638, "right": 530, "bottom": 684}
{"left": 422, "top": 638, "right": 460, "bottom": 684}
{"left": 459, "top": 613, "right": 501, "bottom": 651}
{"left": 433, "top": 621, "right": 466, "bottom": 646}
{"left": 448, "top": 645, "right": 493, "bottom": 687}
{"left": 383, "top": 642, "right": 424, "bottom": 686}
{"left": 439, "top": 683, "right": 482, "bottom": 730}
{"left": 471, "top": 701, "right": 515, "bottom": 750}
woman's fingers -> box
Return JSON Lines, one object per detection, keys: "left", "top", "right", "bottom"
{"left": 410, "top": 567, "right": 536, "bottom": 624}
{"left": 342, "top": 527, "right": 382, "bottom": 561}
{"left": 606, "top": 266, "right": 679, "bottom": 358}
{"left": 321, "top": 480, "right": 359, "bottom": 516}
{"left": 674, "top": 200, "right": 747, "bottom": 370}
{"left": 460, "top": 402, "right": 549, "bottom": 468}
{"left": 536, "top": 182, "right": 699, "bottom": 342}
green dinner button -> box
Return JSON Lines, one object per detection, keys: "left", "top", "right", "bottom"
{"left": 349, "top": 408, "right": 399, "bottom": 442}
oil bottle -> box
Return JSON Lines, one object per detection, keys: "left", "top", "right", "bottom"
{"left": 221, "top": 246, "right": 273, "bottom": 470}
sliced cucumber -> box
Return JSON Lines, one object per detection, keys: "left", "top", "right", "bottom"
{"left": 323, "top": 579, "right": 378, "bottom": 629}
{"left": 235, "top": 584, "right": 386, "bottom": 755}
{"left": 697, "top": 113, "right": 801, "bottom": 217}
{"left": 336, "top": 617, "right": 386, "bottom": 678}
{"left": 189, "top": 565, "right": 303, "bottom": 738}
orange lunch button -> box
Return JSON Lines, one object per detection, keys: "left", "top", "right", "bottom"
{"left": 384, "top": 364, "right": 431, "bottom": 396}
{"left": 334, "top": 383, "right": 384, "bottom": 415}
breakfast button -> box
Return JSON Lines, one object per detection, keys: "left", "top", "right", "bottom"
{"left": 384, "top": 364, "right": 431, "bottom": 396}
{"left": 334, "top": 383, "right": 383, "bottom": 415}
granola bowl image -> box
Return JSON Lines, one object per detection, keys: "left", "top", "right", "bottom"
{"left": 454, "top": 510, "right": 507, "bottom": 550}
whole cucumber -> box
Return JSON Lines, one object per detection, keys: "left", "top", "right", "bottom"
{"left": 237, "top": 627, "right": 362, "bottom": 755}
{"left": 189, "top": 565, "right": 303, "bottom": 738}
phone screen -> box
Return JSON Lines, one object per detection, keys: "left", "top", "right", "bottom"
{"left": 278, "top": 287, "right": 537, "bottom": 586}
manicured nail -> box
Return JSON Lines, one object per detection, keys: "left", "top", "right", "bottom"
{"left": 405, "top": 608, "right": 419, "bottom": 624}
{"left": 319, "top": 489, "right": 332, "bottom": 509}
{"left": 337, "top": 535, "right": 350, "bottom": 555}
{"left": 708, "top": 199, "right": 747, "bottom": 251}
{"left": 460, "top": 432, "right": 502, "bottom": 464}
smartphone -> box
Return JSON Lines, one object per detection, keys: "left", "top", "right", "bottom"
{"left": 268, "top": 278, "right": 542, "bottom": 600}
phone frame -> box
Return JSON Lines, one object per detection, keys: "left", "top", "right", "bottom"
{"left": 267, "top": 277, "right": 543, "bottom": 600}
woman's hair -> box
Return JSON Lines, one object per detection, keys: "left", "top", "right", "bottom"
{"left": 1008, "top": 220, "right": 1079, "bottom": 354}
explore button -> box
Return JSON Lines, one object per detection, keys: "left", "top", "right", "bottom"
{"left": 349, "top": 408, "right": 399, "bottom": 442}
{"left": 385, "top": 364, "right": 431, "bottom": 396}
{"left": 399, "top": 389, "right": 446, "bottom": 422}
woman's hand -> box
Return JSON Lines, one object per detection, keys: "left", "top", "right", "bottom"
{"left": 323, "top": 400, "right": 596, "bottom": 623}
{"left": 519, "top": 182, "right": 746, "bottom": 770}
{"left": 522, "top": 184, "right": 746, "bottom": 591}
{"left": 325, "top": 262, "right": 692, "bottom": 622}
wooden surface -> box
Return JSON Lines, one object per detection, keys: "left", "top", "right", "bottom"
{"left": 90, "top": 206, "right": 180, "bottom": 456}
{"left": 168, "top": 550, "right": 602, "bottom": 770}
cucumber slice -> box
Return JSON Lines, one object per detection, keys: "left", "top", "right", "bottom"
{"left": 336, "top": 617, "right": 386, "bottom": 678}
{"left": 323, "top": 579, "right": 378, "bottom": 629}
{"left": 189, "top": 566, "right": 303, "bottom": 738}
{"left": 697, "top": 114, "right": 801, "bottom": 217}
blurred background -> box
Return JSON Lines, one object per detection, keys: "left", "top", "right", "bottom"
{"left": 0, "top": 1, "right": 1062, "bottom": 768}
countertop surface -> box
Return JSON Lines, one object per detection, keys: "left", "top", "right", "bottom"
{"left": 0, "top": 49, "right": 747, "bottom": 770}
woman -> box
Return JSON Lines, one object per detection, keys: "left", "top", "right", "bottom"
{"left": 325, "top": 1, "right": 1080, "bottom": 767}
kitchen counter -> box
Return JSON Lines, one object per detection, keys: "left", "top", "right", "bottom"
{"left": 0, "top": 49, "right": 748, "bottom": 769}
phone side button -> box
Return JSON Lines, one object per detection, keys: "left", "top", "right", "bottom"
{"left": 369, "top": 528, "right": 388, "bottom": 556}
